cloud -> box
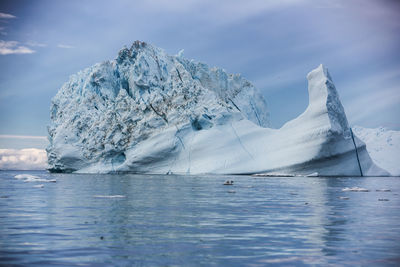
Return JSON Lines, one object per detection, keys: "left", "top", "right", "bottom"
{"left": 0, "top": 12, "right": 16, "bottom": 19}
{"left": 26, "top": 41, "right": 47, "bottom": 47}
{"left": 57, "top": 44, "right": 75, "bottom": 49}
{"left": 136, "top": 0, "right": 307, "bottom": 27}
{"left": 0, "top": 26, "right": 6, "bottom": 35}
{"left": 314, "top": 0, "right": 344, "bottom": 9}
{"left": 345, "top": 86, "right": 400, "bottom": 125}
{"left": 0, "top": 40, "right": 35, "bottom": 55}
{"left": 0, "top": 135, "right": 47, "bottom": 140}
{"left": 340, "top": 68, "right": 400, "bottom": 127}
{"left": 0, "top": 148, "right": 48, "bottom": 170}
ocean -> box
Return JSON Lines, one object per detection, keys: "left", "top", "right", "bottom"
{"left": 0, "top": 170, "right": 399, "bottom": 266}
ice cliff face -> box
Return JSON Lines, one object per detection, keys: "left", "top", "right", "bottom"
{"left": 47, "top": 41, "right": 388, "bottom": 176}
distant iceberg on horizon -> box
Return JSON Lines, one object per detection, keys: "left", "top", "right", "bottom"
{"left": 46, "top": 41, "right": 392, "bottom": 176}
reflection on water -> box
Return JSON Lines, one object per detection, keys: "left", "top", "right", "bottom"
{"left": 0, "top": 171, "right": 399, "bottom": 266}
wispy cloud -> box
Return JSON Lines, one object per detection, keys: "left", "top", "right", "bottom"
{"left": 0, "top": 12, "right": 16, "bottom": 19}
{"left": 0, "top": 148, "right": 47, "bottom": 170}
{"left": 340, "top": 68, "right": 400, "bottom": 127}
{"left": 141, "top": 0, "right": 307, "bottom": 27}
{"left": 0, "top": 26, "right": 6, "bottom": 35}
{"left": 0, "top": 40, "right": 35, "bottom": 55}
{"left": 314, "top": 0, "right": 344, "bottom": 9}
{"left": 26, "top": 41, "right": 47, "bottom": 47}
{"left": 0, "top": 135, "right": 47, "bottom": 140}
{"left": 57, "top": 44, "right": 74, "bottom": 49}
{"left": 0, "top": 12, "right": 16, "bottom": 36}
{"left": 345, "top": 86, "right": 400, "bottom": 125}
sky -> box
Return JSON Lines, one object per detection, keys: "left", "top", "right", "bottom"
{"left": 0, "top": 0, "right": 399, "bottom": 169}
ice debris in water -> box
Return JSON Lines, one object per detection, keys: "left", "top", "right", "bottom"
{"left": 14, "top": 174, "right": 40, "bottom": 180}
{"left": 93, "top": 195, "right": 126, "bottom": 198}
{"left": 14, "top": 174, "right": 56, "bottom": 183}
{"left": 342, "top": 187, "right": 369, "bottom": 192}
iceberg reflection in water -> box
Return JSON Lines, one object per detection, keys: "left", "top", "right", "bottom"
{"left": 0, "top": 170, "right": 399, "bottom": 266}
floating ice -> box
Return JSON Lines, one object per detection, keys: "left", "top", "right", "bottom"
{"left": 14, "top": 174, "right": 40, "bottom": 180}
{"left": 376, "top": 189, "right": 391, "bottom": 192}
{"left": 342, "top": 187, "right": 369, "bottom": 192}
{"left": 47, "top": 41, "right": 390, "bottom": 176}
{"left": 93, "top": 195, "right": 126, "bottom": 198}
{"left": 14, "top": 174, "right": 56, "bottom": 183}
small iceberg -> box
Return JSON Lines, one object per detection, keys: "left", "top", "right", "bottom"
{"left": 342, "top": 187, "right": 369, "bottom": 192}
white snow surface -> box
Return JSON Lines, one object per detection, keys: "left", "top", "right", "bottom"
{"left": 47, "top": 41, "right": 388, "bottom": 176}
{"left": 353, "top": 126, "right": 400, "bottom": 176}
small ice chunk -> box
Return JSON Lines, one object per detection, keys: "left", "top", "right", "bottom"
{"left": 254, "top": 173, "right": 295, "bottom": 177}
{"left": 15, "top": 174, "right": 56, "bottom": 183}
{"left": 342, "top": 187, "right": 369, "bottom": 192}
{"left": 15, "top": 174, "right": 40, "bottom": 180}
{"left": 34, "top": 184, "right": 44, "bottom": 188}
{"left": 24, "top": 177, "right": 56, "bottom": 183}
{"left": 339, "top": 196, "right": 350, "bottom": 200}
{"left": 93, "top": 195, "right": 125, "bottom": 198}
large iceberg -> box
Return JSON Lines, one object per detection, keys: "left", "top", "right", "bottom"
{"left": 47, "top": 41, "right": 388, "bottom": 176}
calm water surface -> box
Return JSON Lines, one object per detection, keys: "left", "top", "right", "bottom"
{"left": 0, "top": 170, "right": 399, "bottom": 266}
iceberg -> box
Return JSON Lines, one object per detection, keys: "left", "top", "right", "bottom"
{"left": 353, "top": 126, "right": 400, "bottom": 176}
{"left": 47, "top": 41, "right": 388, "bottom": 176}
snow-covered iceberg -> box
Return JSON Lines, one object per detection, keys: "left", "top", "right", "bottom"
{"left": 353, "top": 126, "right": 400, "bottom": 176}
{"left": 47, "top": 41, "right": 388, "bottom": 176}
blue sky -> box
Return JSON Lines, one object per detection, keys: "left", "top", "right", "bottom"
{"left": 0, "top": 0, "right": 399, "bottom": 148}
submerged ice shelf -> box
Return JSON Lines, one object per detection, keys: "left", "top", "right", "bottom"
{"left": 47, "top": 41, "right": 389, "bottom": 176}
